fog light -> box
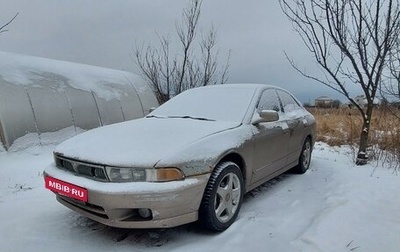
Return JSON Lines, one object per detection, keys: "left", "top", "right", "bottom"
{"left": 138, "top": 208, "right": 152, "bottom": 219}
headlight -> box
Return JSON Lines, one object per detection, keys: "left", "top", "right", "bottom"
{"left": 105, "top": 167, "right": 185, "bottom": 182}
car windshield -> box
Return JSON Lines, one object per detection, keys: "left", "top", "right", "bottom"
{"left": 148, "top": 86, "right": 256, "bottom": 123}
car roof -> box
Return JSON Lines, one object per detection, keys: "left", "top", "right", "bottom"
{"left": 196, "top": 83, "right": 278, "bottom": 91}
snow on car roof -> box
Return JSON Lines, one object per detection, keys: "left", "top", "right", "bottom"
{"left": 198, "top": 83, "right": 275, "bottom": 90}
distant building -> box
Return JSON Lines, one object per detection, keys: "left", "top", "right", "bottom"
{"left": 315, "top": 96, "right": 333, "bottom": 108}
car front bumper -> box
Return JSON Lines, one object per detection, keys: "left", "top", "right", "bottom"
{"left": 44, "top": 163, "right": 210, "bottom": 228}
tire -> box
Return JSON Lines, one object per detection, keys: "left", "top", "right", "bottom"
{"left": 199, "top": 161, "right": 244, "bottom": 232}
{"left": 293, "top": 138, "right": 312, "bottom": 174}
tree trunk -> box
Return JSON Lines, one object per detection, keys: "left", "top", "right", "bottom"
{"left": 356, "top": 104, "right": 374, "bottom": 165}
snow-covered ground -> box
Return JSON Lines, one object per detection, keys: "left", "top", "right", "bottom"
{"left": 1, "top": 137, "right": 399, "bottom": 252}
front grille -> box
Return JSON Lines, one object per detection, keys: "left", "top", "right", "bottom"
{"left": 55, "top": 155, "right": 109, "bottom": 181}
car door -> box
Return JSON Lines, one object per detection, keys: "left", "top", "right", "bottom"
{"left": 251, "top": 88, "right": 290, "bottom": 185}
{"left": 276, "top": 90, "right": 306, "bottom": 164}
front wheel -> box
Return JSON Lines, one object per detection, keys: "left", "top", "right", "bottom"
{"left": 293, "top": 138, "right": 312, "bottom": 174}
{"left": 199, "top": 161, "right": 244, "bottom": 231}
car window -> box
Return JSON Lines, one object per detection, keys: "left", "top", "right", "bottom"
{"left": 276, "top": 90, "right": 302, "bottom": 113}
{"left": 149, "top": 86, "right": 256, "bottom": 123}
{"left": 257, "top": 89, "right": 281, "bottom": 112}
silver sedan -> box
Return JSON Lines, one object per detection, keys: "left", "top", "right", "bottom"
{"left": 44, "top": 84, "right": 316, "bottom": 231}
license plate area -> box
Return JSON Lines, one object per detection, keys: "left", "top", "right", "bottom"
{"left": 45, "top": 176, "right": 88, "bottom": 202}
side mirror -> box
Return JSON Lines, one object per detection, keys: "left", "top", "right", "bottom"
{"left": 252, "top": 110, "right": 279, "bottom": 125}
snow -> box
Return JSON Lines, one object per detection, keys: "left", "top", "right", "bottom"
{"left": 45, "top": 163, "right": 205, "bottom": 194}
{"left": 54, "top": 118, "right": 240, "bottom": 168}
{"left": 150, "top": 85, "right": 257, "bottom": 122}
{"left": 0, "top": 51, "right": 149, "bottom": 101}
{"left": 1, "top": 138, "right": 400, "bottom": 251}
{"left": 280, "top": 107, "right": 309, "bottom": 120}
{"left": 8, "top": 126, "right": 85, "bottom": 152}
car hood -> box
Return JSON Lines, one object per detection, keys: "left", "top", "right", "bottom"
{"left": 55, "top": 118, "right": 241, "bottom": 167}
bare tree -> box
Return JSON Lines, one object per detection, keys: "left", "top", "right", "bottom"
{"left": 379, "top": 37, "right": 400, "bottom": 120}
{"left": 134, "top": 0, "right": 230, "bottom": 104}
{"left": 385, "top": 38, "right": 400, "bottom": 100}
{"left": 0, "top": 13, "right": 19, "bottom": 34}
{"left": 280, "top": 0, "right": 400, "bottom": 165}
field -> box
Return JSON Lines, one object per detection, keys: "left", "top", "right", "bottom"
{"left": 308, "top": 107, "right": 400, "bottom": 165}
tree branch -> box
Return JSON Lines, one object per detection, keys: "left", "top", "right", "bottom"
{"left": 0, "top": 13, "right": 19, "bottom": 34}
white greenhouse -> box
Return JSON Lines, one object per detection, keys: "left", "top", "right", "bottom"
{"left": 0, "top": 51, "right": 158, "bottom": 150}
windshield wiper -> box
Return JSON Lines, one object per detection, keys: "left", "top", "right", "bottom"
{"left": 146, "top": 115, "right": 169, "bottom": 119}
{"left": 146, "top": 115, "right": 215, "bottom": 121}
{"left": 167, "top": 115, "right": 215, "bottom": 121}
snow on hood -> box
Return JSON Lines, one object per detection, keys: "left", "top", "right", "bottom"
{"left": 55, "top": 118, "right": 240, "bottom": 167}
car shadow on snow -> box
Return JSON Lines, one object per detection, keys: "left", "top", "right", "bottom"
{"left": 70, "top": 215, "right": 217, "bottom": 248}
{"left": 244, "top": 171, "right": 296, "bottom": 201}
{"left": 67, "top": 171, "right": 299, "bottom": 248}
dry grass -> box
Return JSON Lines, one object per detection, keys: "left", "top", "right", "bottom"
{"left": 308, "top": 107, "right": 400, "bottom": 165}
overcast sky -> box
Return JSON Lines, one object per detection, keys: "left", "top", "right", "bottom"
{"left": 0, "top": 0, "right": 361, "bottom": 103}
